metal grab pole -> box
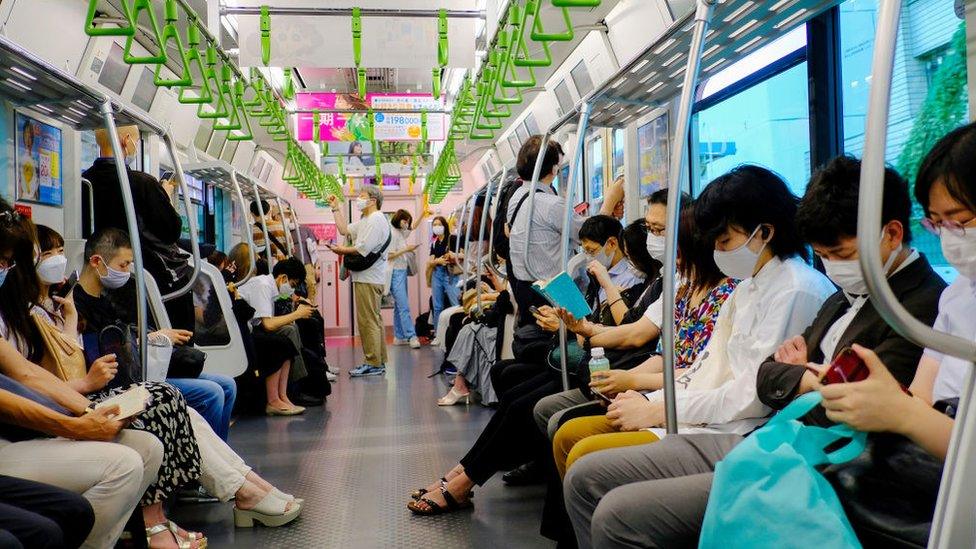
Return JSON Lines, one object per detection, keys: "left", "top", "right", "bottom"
{"left": 557, "top": 104, "right": 593, "bottom": 392}
{"left": 100, "top": 101, "right": 147, "bottom": 379}
{"left": 454, "top": 201, "right": 468, "bottom": 255}
{"left": 230, "top": 172, "right": 258, "bottom": 284}
{"left": 252, "top": 183, "right": 274, "bottom": 267}
{"left": 284, "top": 198, "right": 309, "bottom": 263}
{"left": 661, "top": 0, "right": 716, "bottom": 435}
{"left": 81, "top": 178, "right": 95, "bottom": 235}
{"left": 160, "top": 130, "right": 202, "bottom": 301}
{"left": 462, "top": 193, "right": 478, "bottom": 277}
{"left": 275, "top": 197, "right": 295, "bottom": 257}
{"left": 522, "top": 132, "right": 552, "bottom": 282}
{"left": 855, "top": 3, "right": 976, "bottom": 547}
{"left": 476, "top": 176, "right": 499, "bottom": 309}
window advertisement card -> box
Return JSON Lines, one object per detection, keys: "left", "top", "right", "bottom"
{"left": 15, "top": 112, "right": 63, "bottom": 206}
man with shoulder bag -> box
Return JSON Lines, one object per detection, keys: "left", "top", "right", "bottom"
{"left": 327, "top": 186, "right": 391, "bottom": 377}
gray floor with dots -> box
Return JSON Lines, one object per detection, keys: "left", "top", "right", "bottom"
{"left": 170, "top": 341, "right": 555, "bottom": 548}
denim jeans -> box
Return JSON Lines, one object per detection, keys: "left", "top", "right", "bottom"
{"left": 167, "top": 373, "right": 237, "bottom": 441}
{"left": 390, "top": 269, "right": 417, "bottom": 340}
{"left": 431, "top": 266, "right": 460, "bottom": 331}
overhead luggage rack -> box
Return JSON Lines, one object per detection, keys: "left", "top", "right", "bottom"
{"left": 584, "top": 0, "right": 843, "bottom": 129}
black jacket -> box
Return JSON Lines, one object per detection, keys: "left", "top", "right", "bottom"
{"left": 757, "top": 254, "right": 946, "bottom": 426}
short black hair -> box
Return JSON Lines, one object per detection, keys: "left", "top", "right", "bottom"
{"left": 516, "top": 135, "right": 564, "bottom": 181}
{"left": 915, "top": 121, "right": 976, "bottom": 214}
{"left": 694, "top": 165, "right": 808, "bottom": 261}
{"left": 272, "top": 257, "right": 305, "bottom": 282}
{"left": 798, "top": 155, "right": 913, "bottom": 246}
{"left": 250, "top": 199, "right": 271, "bottom": 217}
{"left": 578, "top": 215, "right": 623, "bottom": 246}
{"left": 620, "top": 220, "right": 659, "bottom": 279}
{"left": 647, "top": 188, "right": 671, "bottom": 207}
{"left": 84, "top": 228, "right": 131, "bottom": 263}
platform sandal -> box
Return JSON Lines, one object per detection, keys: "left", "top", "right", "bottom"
{"left": 407, "top": 486, "right": 473, "bottom": 516}
{"left": 234, "top": 491, "right": 302, "bottom": 528}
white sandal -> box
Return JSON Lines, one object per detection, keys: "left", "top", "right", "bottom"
{"left": 234, "top": 492, "right": 302, "bottom": 528}
{"left": 271, "top": 487, "right": 304, "bottom": 506}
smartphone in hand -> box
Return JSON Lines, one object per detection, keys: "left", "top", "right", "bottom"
{"left": 51, "top": 270, "right": 79, "bottom": 301}
{"left": 821, "top": 347, "right": 869, "bottom": 385}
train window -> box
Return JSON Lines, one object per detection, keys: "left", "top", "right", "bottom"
{"left": 839, "top": 0, "right": 967, "bottom": 277}
{"left": 611, "top": 128, "right": 625, "bottom": 177}
{"left": 637, "top": 112, "right": 670, "bottom": 198}
{"left": 524, "top": 113, "right": 540, "bottom": 136}
{"left": 693, "top": 61, "right": 811, "bottom": 196}
{"left": 131, "top": 67, "right": 157, "bottom": 112}
{"left": 507, "top": 133, "right": 520, "bottom": 156}
{"left": 194, "top": 119, "right": 214, "bottom": 152}
{"left": 570, "top": 61, "right": 594, "bottom": 98}
{"left": 251, "top": 156, "right": 267, "bottom": 178}
{"left": 515, "top": 123, "right": 529, "bottom": 145}
{"left": 97, "top": 42, "right": 131, "bottom": 94}
{"left": 587, "top": 134, "right": 604, "bottom": 200}
{"left": 259, "top": 160, "right": 273, "bottom": 182}
{"left": 554, "top": 80, "right": 573, "bottom": 116}
{"left": 191, "top": 275, "right": 232, "bottom": 347}
{"left": 207, "top": 129, "right": 228, "bottom": 159}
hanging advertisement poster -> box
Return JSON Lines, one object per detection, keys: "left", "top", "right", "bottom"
{"left": 637, "top": 110, "right": 670, "bottom": 198}
{"left": 296, "top": 93, "right": 446, "bottom": 142}
{"left": 15, "top": 113, "right": 63, "bottom": 206}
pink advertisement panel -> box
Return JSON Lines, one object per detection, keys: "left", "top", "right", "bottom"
{"left": 295, "top": 93, "right": 446, "bottom": 142}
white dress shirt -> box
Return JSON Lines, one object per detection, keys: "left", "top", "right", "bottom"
{"left": 925, "top": 275, "right": 976, "bottom": 403}
{"left": 348, "top": 210, "right": 391, "bottom": 285}
{"left": 646, "top": 256, "right": 837, "bottom": 435}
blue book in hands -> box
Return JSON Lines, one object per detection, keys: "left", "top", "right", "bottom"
{"left": 532, "top": 271, "right": 592, "bottom": 319}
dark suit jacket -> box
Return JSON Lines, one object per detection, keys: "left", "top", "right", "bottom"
{"left": 757, "top": 254, "right": 946, "bottom": 426}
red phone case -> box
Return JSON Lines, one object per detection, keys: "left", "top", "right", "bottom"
{"left": 821, "top": 348, "right": 869, "bottom": 385}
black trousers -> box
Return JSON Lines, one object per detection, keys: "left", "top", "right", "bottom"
{"left": 459, "top": 370, "right": 559, "bottom": 485}
{"left": 511, "top": 276, "right": 549, "bottom": 328}
{"left": 489, "top": 360, "right": 547, "bottom": 400}
{"left": 0, "top": 475, "right": 94, "bottom": 549}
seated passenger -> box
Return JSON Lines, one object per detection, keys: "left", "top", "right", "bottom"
{"left": 563, "top": 155, "right": 945, "bottom": 549}
{"left": 60, "top": 226, "right": 237, "bottom": 441}
{"left": 235, "top": 255, "right": 314, "bottom": 415}
{"left": 0, "top": 474, "right": 94, "bottom": 549}
{"left": 250, "top": 200, "right": 288, "bottom": 261}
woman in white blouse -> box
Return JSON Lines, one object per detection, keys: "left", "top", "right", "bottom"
{"left": 388, "top": 209, "right": 427, "bottom": 348}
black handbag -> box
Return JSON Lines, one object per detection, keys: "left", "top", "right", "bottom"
{"left": 822, "top": 398, "right": 957, "bottom": 548}
{"left": 344, "top": 230, "right": 392, "bottom": 272}
{"left": 168, "top": 346, "right": 206, "bottom": 379}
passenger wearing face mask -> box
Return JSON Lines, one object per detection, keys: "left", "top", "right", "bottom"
{"left": 326, "top": 186, "right": 391, "bottom": 377}
{"left": 576, "top": 215, "right": 643, "bottom": 325}
{"left": 387, "top": 209, "right": 427, "bottom": 349}
{"left": 426, "top": 215, "right": 460, "bottom": 345}
{"left": 81, "top": 125, "right": 200, "bottom": 348}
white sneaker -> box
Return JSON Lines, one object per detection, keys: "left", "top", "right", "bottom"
{"left": 430, "top": 337, "right": 441, "bottom": 347}
{"left": 327, "top": 365, "right": 339, "bottom": 375}
{"left": 409, "top": 337, "right": 421, "bottom": 349}
{"left": 326, "top": 371, "right": 338, "bottom": 382}
{"left": 393, "top": 338, "right": 408, "bottom": 346}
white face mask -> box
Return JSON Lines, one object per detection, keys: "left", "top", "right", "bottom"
{"left": 278, "top": 281, "right": 295, "bottom": 299}
{"left": 822, "top": 240, "right": 901, "bottom": 297}
{"left": 36, "top": 254, "right": 67, "bottom": 285}
{"left": 589, "top": 244, "right": 614, "bottom": 269}
{"left": 941, "top": 229, "right": 976, "bottom": 280}
{"left": 400, "top": 221, "right": 409, "bottom": 230}
{"left": 645, "top": 232, "right": 666, "bottom": 263}
{"left": 95, "top": 260, "right": 131, "bottom": 290}
{"left": 355, "top": 197, "right": 370, "bottom": 211}
{"left": 713, "top": 226, "right": 767, "bottom": 280}
{"left": 432, "top": 225, "right": 445, "bottom": 236}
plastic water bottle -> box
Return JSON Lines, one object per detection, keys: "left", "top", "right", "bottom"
{"left": 589, "top": 347, "right": 610, "bottom": 374}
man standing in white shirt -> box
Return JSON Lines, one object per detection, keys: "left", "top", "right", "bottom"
{"left": 327, "top": 186, "right": 391, "bottom": 377}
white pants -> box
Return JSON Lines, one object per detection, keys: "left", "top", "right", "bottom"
{"left": 189, "top": 407, "right": 251, "bottom": 502}
{"left": 0, "top": 430, "right": 163, "bottom": 549}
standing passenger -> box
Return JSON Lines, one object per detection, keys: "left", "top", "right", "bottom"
{"left": 427, "top": 215, "right": 460, "bottom": 346}
{"left": 327, "top": 187, "right": 391, "bottom": 377}
{"left": 388, "top": 209, "right": 426, "bottom": 349}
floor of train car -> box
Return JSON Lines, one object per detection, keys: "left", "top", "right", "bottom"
{"left": 170, "top": 338, "right": 554, "bottom": 549}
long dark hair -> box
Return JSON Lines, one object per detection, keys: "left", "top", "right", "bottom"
{"left": 678, "top": 202, "right": 726, "bottom": 296}
{"left": 620, "top": 220, "right": 659, "bottom": 280}
{"left": 0, "top": 198, "right": 42, "bottom": 361}
{"left": 432, "top": 216, "right": 449, "bottom": 240}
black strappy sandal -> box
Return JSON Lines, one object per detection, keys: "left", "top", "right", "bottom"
{"left": 411, "top": 478, "right": 474, "bottom": 501}
{"left": 407, "top": 486, "right": 473, "bottom": 516}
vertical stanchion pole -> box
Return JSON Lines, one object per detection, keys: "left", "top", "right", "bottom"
{"left": 231, "top": 172, "right": 259, "bottom": 283}
{"left": 160, "top": 130, "right": 202, "bottom": 301}
{"left": 556, "top": 103, "right": 592, "bottom": 391}
{"left": 462, "top": 193, "right": 478, "bottom": 277}
{"left": 476, "top": 175, "right": 498, "bottom": 310}
{"left": 99, "top": 101, "right": 148, "bottom": 379}
{"left": 661, "top": 0, "right": 716, "bottom": 434}
{"left": 252, "top": 182, "right": 274, "bottom": 266}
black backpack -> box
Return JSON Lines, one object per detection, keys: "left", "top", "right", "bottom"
{"left": 490, "top": 174, "right": 523, "bottom": 262}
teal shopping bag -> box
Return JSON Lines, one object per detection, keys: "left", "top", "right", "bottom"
{"left": 699, "top": 392, "right": 866, "bottom": 548}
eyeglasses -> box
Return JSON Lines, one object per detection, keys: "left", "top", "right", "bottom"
{"left": 921, "top": 216, "right": 976, "bottom": 236}
{"left": 0, "top": 260, "right": 16, "bottom": 270}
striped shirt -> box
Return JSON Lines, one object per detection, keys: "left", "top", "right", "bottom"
{"left": 507, "top": 182, "right": 586, "bottom": 282}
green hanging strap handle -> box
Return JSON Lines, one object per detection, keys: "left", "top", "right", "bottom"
{"left": 481, "top": 62, "right": 512, "bottom": 119}
{"left": 374, "top": 150, "right": 383, "bottom": 184}
{"left": 197, "top": 48, "right": 230, "bottom": 119}
{"left": 312, "top": 110, "right": 321, "bottom": 143}
{"left": 283, "top": 145, "right": 301, "bottom": 183}
{"left": 85, "top": 0, "right": 135, "bottom": 36}
{"left": 552, "top": 0, "right": 601, "bottom": 6}
{"left": 124, "top": 0, "right": 167, "bottom": 64}
{"left": 154, "top": 0, "right": 192, "bottom": 87}
{"left": 177, "top": 24, "right": 214, "bottom": 104}
{"left": 367, "top": 108, "right": 376, "bottom": 141}
{"left": 242, "top": 71, "right": 266, "bottom": 109}
{"left": 357, "top": 67, "right": 367, "bottom": 100}
{"left": 258, "top": 92, "right": 280, "bottom": 126}
{"left": 338, "top": 156, "right": 347, "bottom": 188}
{"left": 530, "top": 1, "right": 574, "bottom": 42}
{"left": 227, "top": 81, "right": 255, "bottom": 141}
{"left": 260, "top": 5, "right": 271, "bottom": 66}
{"left": 421, "top": 111, "right": 428, "bottom": 143}
{"left": 501, "top": 19, "right": 538, "bottom": 89}
{"left": 352, "top": 7, "right": 363, "bottom": 67}
{"left": 433, "top": 8, "right": 448, "bottom": 98}
{"left": 282, "top": 68, "right": 295, "bottom": 100}
{"left": 512, "top": 0, "right": 553, "bottom": 68}
{"left": 214, "top": 66, "right": 243, "bottom": 131}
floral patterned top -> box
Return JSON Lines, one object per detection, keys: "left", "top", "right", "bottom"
{"left": 658, "top": 278, "right": 738, "bottom": 369}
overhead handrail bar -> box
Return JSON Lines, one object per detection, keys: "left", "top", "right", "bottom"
{"left": 81, "top": 178, "right": 95, "bottom": 234}
{"left": 251, "top": 182, "right": 275, "bottom": 267}
{"left": 160, "top": 130, "right": 202, "bottom": 301}
{"left": 100, "top": 100, "right": 148, "bottom": 379}
{"left": 855, "top": 3, "right": 976, "bottom": 547}
{"left": 660, "top": 0, "right": 716, "bottom": 435}
{"left": 229, "top": 171, "right": 258, "bottom": 284}
{"left": 221, "top": 6, "right": 484, "bottom": 18}
{"left": 274, "top": 197, "right": 295, "bottom": 257}
{"left": 556, "top": 102, "right": 593, "bottom": 391}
